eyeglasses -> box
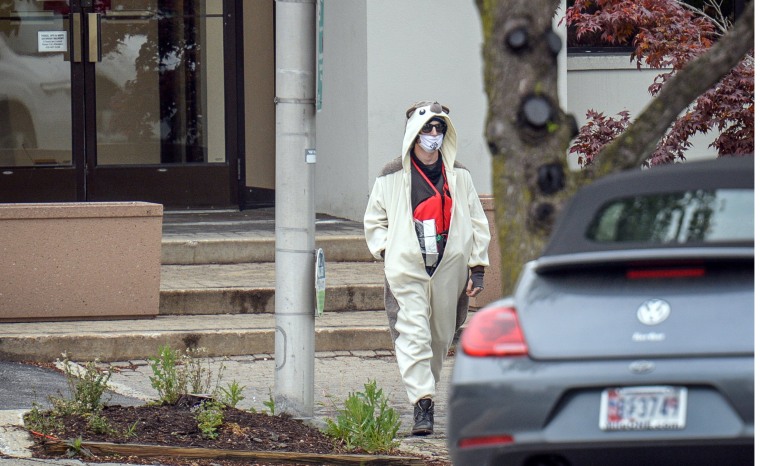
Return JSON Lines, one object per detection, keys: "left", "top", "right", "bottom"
{"left": 421, "top": 122, "right": 447, "bottom": 134}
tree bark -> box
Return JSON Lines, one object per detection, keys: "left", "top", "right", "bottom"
{"left": 476, "top": 0, "right": 578, "bottom": 293}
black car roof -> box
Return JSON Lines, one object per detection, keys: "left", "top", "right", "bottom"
{"left": 541, "top": 156, "right": 755, "bottom": 257}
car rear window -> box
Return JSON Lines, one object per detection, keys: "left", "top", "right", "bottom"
{"left": 586, "top": 189, "right": 753, "bottom": 244}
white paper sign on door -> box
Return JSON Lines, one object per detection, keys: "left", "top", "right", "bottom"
{"left": 38, "top": 31, "right": 68, "bottom": 53}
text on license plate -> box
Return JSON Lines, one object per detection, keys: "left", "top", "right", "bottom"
{"left": 599, "top": 386, "right": 687, "bottom": 431}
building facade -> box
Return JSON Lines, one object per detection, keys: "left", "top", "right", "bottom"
{"left": 0, "top": 1, "right": 720, "bottom": 221}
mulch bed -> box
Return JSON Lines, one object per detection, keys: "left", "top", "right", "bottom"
{"left": 28, "top": 401, "right": 449, "bottom": 466}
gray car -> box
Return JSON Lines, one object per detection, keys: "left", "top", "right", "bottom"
{"left": 448, "top": 156, "right": 754, "bottom": 466}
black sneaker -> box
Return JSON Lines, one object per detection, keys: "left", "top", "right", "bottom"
{"left": 412, "top": 398, "right": 434, "bottom": 436}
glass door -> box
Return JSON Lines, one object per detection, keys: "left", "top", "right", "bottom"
{"left": 0, "top": 1, "right": 79, "bottom": 201}
{"left": 0, "top": 0, "right": 238, "bottom": 207}
{"left": 86, "top": 0, "right": 237, "bottom": 206}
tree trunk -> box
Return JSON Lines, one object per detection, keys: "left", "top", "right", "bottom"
{"left": 476, "top": 0, "right": 578, "bottom": 293}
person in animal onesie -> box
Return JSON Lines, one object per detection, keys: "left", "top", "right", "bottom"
{"left": 364, "top": 100, "right": 490, "bottom": 435}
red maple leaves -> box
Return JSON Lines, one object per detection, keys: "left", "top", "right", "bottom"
{"left": 565, "top": 0, "right": 753, "bottom": 167}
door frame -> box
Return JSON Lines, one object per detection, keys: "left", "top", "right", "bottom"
{"left": 0, "top": 0, "right": 241, "bottom": 208}
{"left": 83, "top": 0, "right": 240, "bottom": 208}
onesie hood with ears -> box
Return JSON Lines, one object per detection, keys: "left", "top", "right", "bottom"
{"left": 401, "top": 101, "right": 458, "bottom": 170}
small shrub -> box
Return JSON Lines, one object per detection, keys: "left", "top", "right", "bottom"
{"left": 48, "top": 395, "right": 78, "bottom": 417}
{"left": 60, "top": 357, "right": 112, "bottom": 414}
{"left": 325, "top": 380, "right": 400, "bottom": 454}
{"left": 148, "top": 345, "right": 183, "bottom": 404}
{"left": 182, "top": 347, "right": 223, "bottom": 395}
{"left": 195, "top": 400, "right": 225, "bottom": 439}
{"left": 24, "top": 356, "right": 112, "bottom": 436}
{"left": 149, "top": 346, "right": 227, "bottom": 404}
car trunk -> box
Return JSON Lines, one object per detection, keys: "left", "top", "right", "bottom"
{"left": 515, "top": 249, "right": 754, "bottom": 361}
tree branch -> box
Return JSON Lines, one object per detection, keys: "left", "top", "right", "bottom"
{"left": 675, "top": 0, "right": 729, "bottom": 33}
{"left": 590, "top": 0, "right": 753, "bottom": 177}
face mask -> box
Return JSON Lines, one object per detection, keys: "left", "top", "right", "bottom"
{"left": 418, "top": 134, "right": 444, "bottom": 153}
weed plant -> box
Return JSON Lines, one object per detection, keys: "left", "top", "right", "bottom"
{"left": 65, "top": 436, "right": 92, "bottom": 458}
{"left": 325, "top": 380, "right": 400, "bottom": 454}
{"left": 148, "top": 345, "right": 229, "bottom": 404}
{"left": 24, "top": 402, "right": 63, "bottom": 434}
{"left": 263, "top": 390, "right": 276, "bottom": 415}
{"left": 195, "top": 399, "right": 225, "bottom": 439}
{"left": 24, "top": 355, "right": 113, "bottom": 435}
{"left": 218, "top": 380, "right": 246, "bottom": 408}
{"left": 124, "top": 420, "right": 139, "bottom": 438}
{"left": 86, "top": 412, "right": 116, "bottom": 436}
{"left": 147, "top": 345, "right": 183, "bottom": 404}
{"left": 61, "top": 357, "right": 113, "bottom": 414}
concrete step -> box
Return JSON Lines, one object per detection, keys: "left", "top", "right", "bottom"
{"left": 159, "top": 261, "right": 385, "bottom": 315}
{"left": 0, "top": 311, "right": 394, "bottom": 362}
{"left": 0, "top": 210, "right": 398, "bottom": 362}
{"left": 161, "top": 235, "right": 374, "bottom": 265}
{"left": 161, "top": 208, "right": 373, "bottom": 265}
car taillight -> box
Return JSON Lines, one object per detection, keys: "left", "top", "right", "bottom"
{"left": 626, "top": 267, "right": 705, "bottom": 279}
{"left": 460, "top": 306, "right": 527, "bottom": 357}
{"left": 458, "top": 434, "right": 514, "bottom": 449}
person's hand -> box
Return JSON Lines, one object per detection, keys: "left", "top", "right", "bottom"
{"left": 466, "top": 270, "right": 484, "bottom": 297}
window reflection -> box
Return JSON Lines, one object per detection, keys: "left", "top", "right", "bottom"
{"left": 96, "top": 0, "right": 226, "bottom": 165}
{"left": 0, "top": 2, "right": 72, "bottom": 167}
{"left": 0, "top": 0, "right": 225, "bottom": 168}
{"left": 587, "top": 189, "right": 754, "bottom": 244}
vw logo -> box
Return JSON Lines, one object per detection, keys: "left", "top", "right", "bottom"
{"left": 637, "top": 299, "right": 671, "bottom": 326}
{"left": 629, "top": 360, "right": 656, "bottom": 374}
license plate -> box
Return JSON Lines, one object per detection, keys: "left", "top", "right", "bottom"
{"left": 599, "top": 386, "right": 687, "bottom": 431}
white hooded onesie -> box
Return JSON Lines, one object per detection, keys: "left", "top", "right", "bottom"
{"left": 364, "top": 102, "right": 490, "bottom": 404}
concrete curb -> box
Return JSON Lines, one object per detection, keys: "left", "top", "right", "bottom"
{"left": 0, "top": 410, "right": 32, "bottom": 459}
{"left": 0, "top": 328, "right": 394, "bottom": 362}
{"left": 0, "top": 312, "right": 394, "bottom": 362}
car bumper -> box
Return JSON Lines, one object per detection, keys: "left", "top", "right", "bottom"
{"left": 449, "top": 437, "right": 753, "bottom": 466}
{"left": 447, "top": 354, "right": 754, "bottom": 466}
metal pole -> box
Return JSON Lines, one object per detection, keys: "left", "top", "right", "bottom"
{"left": 274, "top": 0, "right": 316, "bottom": 418}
